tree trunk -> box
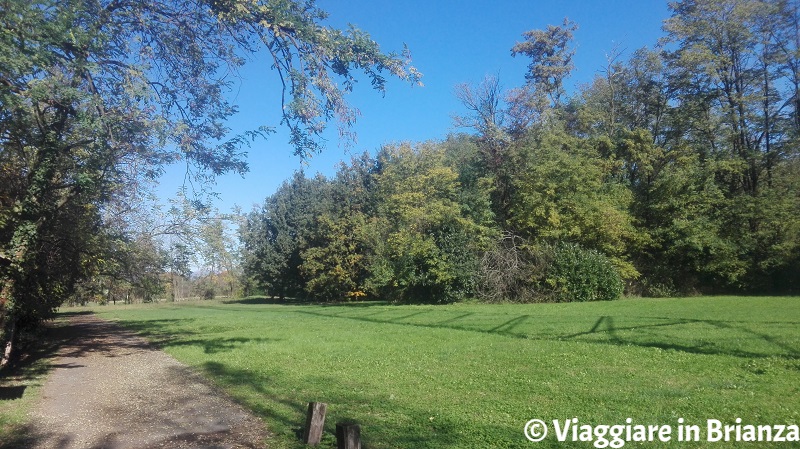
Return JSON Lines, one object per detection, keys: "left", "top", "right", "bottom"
{"left": 0, "top": 319, "right": 15, "bottom": 369}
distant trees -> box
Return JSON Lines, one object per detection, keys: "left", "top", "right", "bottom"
{"left": 655, "top": 0, "right": 800, "bottom": 292}
{"left": 241, "top": 0, "right": 800, "bottom": 302}
{"left": 240, "top": 144, "right": 496, "bottom": 303}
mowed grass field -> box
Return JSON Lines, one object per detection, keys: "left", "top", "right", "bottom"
{"left": 86, "top": 297, "right": 800, "bottom": 448}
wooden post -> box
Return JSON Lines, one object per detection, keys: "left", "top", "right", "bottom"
{"left": 336, "top": 422, "right": 361, "bottom": 449}
{"left": 303, "top": 402, "right": 327, "bottom": 445}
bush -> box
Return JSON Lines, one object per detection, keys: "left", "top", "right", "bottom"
{"left": 545, "top": 242, "right": 623, "bottom": 302}
{"left": 476, "top": 236, "right": 623, "bottom": 303}
{"left": 475, "top": 233, "right": 539, "bottom": 302}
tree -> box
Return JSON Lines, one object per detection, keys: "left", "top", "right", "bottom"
{"left": 511, "top": 18, "right": 578, "bottom": 109}
{"left": 1, "top": 0, "right": 420, "bottom": 367}
{"left": 166, "top": 241, "right": 193, "bottom": 301}
{"left": 577, "top": 46, "right": 670, "bottom": 140}
{"left": 453, "top": 77, "right": 519, "bottom": 224}
{"left": 655, "top": 0, "right": 800, "bottom": 292}
{"left": 299, "top": 212, "right": 368, "bottom": 301}
{"left": 510, "top": 129, "right": 638, "bottom": 280}
{"left": 197, "top": 215, "right": 238, "bottom": 298}
{"left": 240, "top": 172, "right": 332, "bottom": 299}
{"left": 367, "top": 143, "right": 496, "bottom": 303}
{"left": 296, "top": 154, "right": 377, "bottom": 302}
{"left": 663, "top": 0, "right": 786, "bottom": 195}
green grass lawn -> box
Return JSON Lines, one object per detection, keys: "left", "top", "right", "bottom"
{"left": 86, "top": 296, "right": 799, "bottom": 448}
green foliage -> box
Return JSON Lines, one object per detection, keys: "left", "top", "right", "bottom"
{"left": 237, "top": 0, "right": 800, "bottom": 303}
{"left": 543, "top": 242, "right": 624, "bottom": 302}
{"left": 366, "top": 143, "right": 495, "bottom": 303}
{"left": 510, "top": 130, "right": 638, "bottom": 280}
{"left": 299, "top": 213, "right": 368, "bottom": 301}
{"left": 641, "top": 154, "right": 747, "bottom": 292}
{"left": 239, "top": 142, "right": 497, "bottom": 303}
{"left": 240, "top": 172, "right": 332, "bottom": 299}
{"left": 476, "top": 235, "right": 623, "bottom": 303}
{"left": 511, "top": 18, "right": 578, "bottom": 107}
{"left": 1, "top": 0, "right": 421, "bottom": 363}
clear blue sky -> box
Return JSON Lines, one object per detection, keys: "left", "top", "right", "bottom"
{"left": 156, "top": 0, "right": 671, "bottom": 213}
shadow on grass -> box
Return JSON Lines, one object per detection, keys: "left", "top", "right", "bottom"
{"left": 197, "top": 360, "right": 519, "bottom": 449}
{"left": 223, "top": 297, "right": 297, "bottom": 305}
{"left": 1, "top": 313, "right": 205, "bottom": 449}
{"left": 109, "top": 319, "right": 199, "bottom": 347}
{"left": 0, "top": 316, "right": 85, "bottom": 449}
{"left": 0, "top": 385, "right": 25, "bottom": 400}
{"left": 201, "top": 360, "right": 306, "bottom": 438}
{"left": 295, "top": 308, "right": 800, "bottom": 361}
{"left": 142, "top": 297, "right": 800, "bottom": 362}
{"left": 208, "top": 297, "right": 800, "bottom": 360}
{"left": 107, "top": 317, "right": 279, "bottom": 354}
{"left": 223, "top": 296, "right": 389, "bottom": 307}
{"left": 166, "top": 337, "right": 278, "bottom": 354}
{"left": 1, "top": 316, "right": 83, "bottom": 380}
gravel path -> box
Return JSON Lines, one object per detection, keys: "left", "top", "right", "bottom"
{"left": 25, "top": 313, "right": 270, "bottom": 449}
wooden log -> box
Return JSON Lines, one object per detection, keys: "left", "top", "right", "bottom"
{"left": 336, "top": 422, "right": 361, "bottom": 449}
{"left": 303, "top": 402, "right": 327, "bottom": 445}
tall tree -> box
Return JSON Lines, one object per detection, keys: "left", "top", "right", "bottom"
{"left": 659, "top": 0, "right": 800, "bottom": 291}
{"left": 296, "top": 154, "right": 377, "bottom": 301}
{"left": 198, "top": 215, "right": 238, "bottom": 298}
{"left": 368, "top": 143, "right": 495, "bottom": 303}
{"left": 511, "top": 18, "right": 578, "bottom": 110}
{"left": 453, "top": 76, "right": 518, "bottom": 224}
{"left": 664, "top": 0, "right": 787, "bottom": 194}
{"left": 240, "top": 172, "right": 331, "bottom": 299}
{"left": 510, "top": 129, "right": 638, "bottom": 280}
{"left": 0, "top": 0, "right": 420, "bottom": 366}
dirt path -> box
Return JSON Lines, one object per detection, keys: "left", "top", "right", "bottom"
{"left": 23, "top": 313, "right": 270, "bottom": 449}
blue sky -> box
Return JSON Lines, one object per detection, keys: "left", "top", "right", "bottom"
{"left": 156, "top": 0, "right": 671, "bottom": 213}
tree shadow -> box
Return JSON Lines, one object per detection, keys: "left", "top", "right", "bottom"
{"left": 223, "top": 297, "right": 297, "bottom": 305}
{"left": 2, "top": 318, "right": 78, "bottom": 378}
{"left": 223, "top": 297, "right": 389, "bottom": 307}
{"left": 0, "top": 318, "right": 89, "bottom": 449}
{"left": 107, "top": 318, "right": 200, "bottom": 348}
{"left": 164, "top": 337, "right": 278, "bottom": 354}
{"left": 0, "top": 385, "right": 25, "bottom": 400}
{"left": 195, "top": 359, "right": 518, "bottom": 449}
{"left": 200, "top": 360, "right": 307, "bottom": 438}
{"left": 0, "top": 426, "right": 45, "bottom": 449}
{"left": 296, "top": 308, "right": 800, "bottom": 361}
{"left": 2, "top": 314, "right": 271, "bottom": 449}
{"left": 574, "top": 316, "right": 800, "bottom": 360}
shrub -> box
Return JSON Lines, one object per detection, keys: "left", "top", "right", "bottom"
{"left": 545, "top": 242, "right": 623, "bottom": 302}
{"left": 475, "top": 233, "right": 540, "bottom": 302}
{"left": 476, "top": 236, "right": 622, "bottom": 303}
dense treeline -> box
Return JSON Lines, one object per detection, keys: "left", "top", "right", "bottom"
{"left": 241, "top": 0, "right": 800, "bottom": 302}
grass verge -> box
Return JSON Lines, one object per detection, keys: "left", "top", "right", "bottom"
{"left": 0, "top": 316, "right": 78, "bottom": 448}
{"left": 89, "top": 296, "right": 799, "bottom": 448}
